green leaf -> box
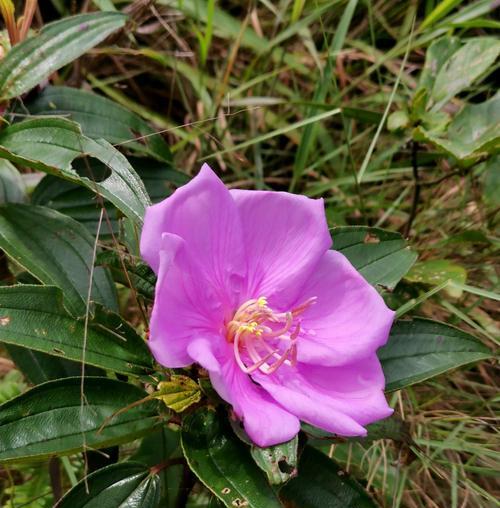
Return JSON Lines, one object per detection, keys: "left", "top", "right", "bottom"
{"left": 0, "top": 118, "right": 150, "bottom": 225}
{"left": 0, "top": 203, "right": 117, "bottom": 315}
{"left": 430, "top": 37, "right": 500, "bottom": 110}
{"left": 332, "top": 226, "right": 418, "bottom": 290}
{"left": 481, "top": 155, "right": 500, "bottom": 206}
{"left": 32, "top": 174, "right": 121, "bottom": 237}
{"left": 414, "top": 92, "right": 500, "bottom": 165}
{"left": 379, "top": 318, "right": 492, "bottom": 391}
{"left": 155, "top": 375, "right": 202, "bottom": 413}
{"left": 405, "top": 259, "right": 467, "bottom": 298}
{"left": 0, "top": 285, "right": 153, "bottom": 376}
{"left": 0, "top": 12, "right": 127, "bottom": 100}
{"left": 5, "top": 344, "right": 82, "bottom": 385}
{"left": 303, "top": 415, "right": 410, "bottom": 444}
{"left": 181, "top": 408, "right": 283, "bottom": 508}
{"left": 58, "top": 462, "right": 161, "bottom": 508}
{"left": 0, "top": 160, "right": 26, "bottom": 204}
{"left": 0, "top": 377, "right": 160, "bottom": 464}
{"left": 417, "top": 36, "right": 461, "bottom": 95}
{"left": 97, "top": 251, "right": 156, "bottom": 300}
{"left": 280, "top": 446, "right": 377, "bottom": 508}
{"left": 32, "top": 156, "right": 186, "bottom": 233}
{"left": 22, "top": 86, "right": 171, "bottom": 162}
{"left": 250, "top": 436, "right": 298, "bottom": 485}
{"left": 132, "top": 428, "right": 183, "bottom": 507}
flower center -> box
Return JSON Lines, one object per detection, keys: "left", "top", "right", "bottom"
{"left": 226, "top": 296, "right": 316, "bottom": 375}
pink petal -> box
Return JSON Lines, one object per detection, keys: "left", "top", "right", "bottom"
{"left": 254, "top": 355, "right": 392, "bottom": 435}
{"left": 230, "top": 189, "right": 331, "bottom": 307}
{"left": 295, "top": 250, "right": 395, "bottom": 366}
{"left": 208, "top": 343, "right": 300, "bottom": 447}
{"left": 148, "top": 233, "right": 225, "bottom": 368}
{"left": 141, "top": 164, "right": 246, "bottom": 311}
{"left": 254, "top": 374, "right": 364, "bottom": 437}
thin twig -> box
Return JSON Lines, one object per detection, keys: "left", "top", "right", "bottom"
{"left": 404, "top": 140, "right": 420, "bottom": 237}
{"left": 48, "top": 458, "right": 62, "bottom": 504}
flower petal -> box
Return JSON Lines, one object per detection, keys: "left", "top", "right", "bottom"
{"left": 230, "top": 189, "right": 331, "bottom": 307}
{"left": 254, "top": 355, "right": 392, "bottom": 435}
{"left": 207, "top": 343, "right": 300, "bottom": 447}
{"left": 254, "top": 372, "right": 366, "bottom": 437}
{"left": 141, "top": 164, "right": 246, "bottom": 311}
{"left": 295, "top": 250, "right": 395, "bottom": 366}
{"left": 148, "top": 233, "right": 225, "bottom": 368}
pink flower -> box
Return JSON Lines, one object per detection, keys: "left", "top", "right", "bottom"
{"left": 141, "top": 164, "right": 394, "bottom": 446}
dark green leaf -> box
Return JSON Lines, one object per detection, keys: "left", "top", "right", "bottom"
{"left": 332, "top": 226, "right": 417, "bottom": 290}
{"left": 303, "top": 415, "right": 410, "bottom": 444}
{"left": 22, "top": 86, "right": 171, "bottom": 162}
{"left": 97, "top": 251, "right": 156, "bottom": 300}
{"left": 181, "top": 408, "right": 283, "bottom": 508}
{"left": 0, "top": 377, "right": 160, "bottom": 464}
{"left": 251, "top": 436, "right": 298, "bottom": 485}
{"left": 31, "top": 157, "right": 188, "bottom": 237}
{"left": 0, "top": 12, "right": 127, "bottom": 100}
{"left": 414, "top": 92, "right": 500, "bottom": 165}
{"left": 32, "top": 176, "right": 121, "bottom": 237}
{"left": 132, "top": 428, "right": 183, "bottom": 508}
{"left": 280, "top": 446, "right": 377, "bottom": 508}
{"left": 0, "top": 285, "right": 153, "bottom": 376}
{"left": 0, "top": 160, "right": 26, "bottom": 204}
{"left": 58, "top": 462, "right": 160, "bottom": 508}
{"left": 379, "top": 318, "right": 492, "bottom": 391}
{"left": 0, "top": 203, "right": 117, "bottom": 315}
{"left": 0, "top": 117, "right": 150, "bottom": 225}
{"left": 5, "top": 344, "right": 82, "bottom": 385}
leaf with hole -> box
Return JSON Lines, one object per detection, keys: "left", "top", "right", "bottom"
{"left": 0, "top": 377, "right": 160, "bottom": 464}
{"left": 0, "top": 285, "right": 153, "bottom": 376}
{"left": 0, "top": 117, "right": 150, "bottom": 224}
{"left": 22, "top": 86, "right": 171, "bottom": 162}
{"left": 250, "top": 436, "right": 298, "bottom": 485}
{"left": 181, "top": 408, "right": 283, "bottom": 508}
{"left": 30, "top": 156, "right": 186, "bottom": 235}
{"left": 379, "top": 318, "right": 492, "bottom": 391}
{"left": 332, "top": 226, "right": 417, "bottom": 290}
{"left": 58, "top": 462, "right": 161, "bottom": 508}
{"left": 0, "top": 12, "right": 127, "bottom": 100}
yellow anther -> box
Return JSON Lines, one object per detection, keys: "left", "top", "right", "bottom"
{"left": 257, "top": 296, "right": 267, "bottom": 307}
{"left": 238, "top": 321, "right": 259, "bottom": 334}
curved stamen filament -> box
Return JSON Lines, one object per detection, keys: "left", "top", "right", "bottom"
{"left": 227, "top": 296, "right": 315, "bottom": 375}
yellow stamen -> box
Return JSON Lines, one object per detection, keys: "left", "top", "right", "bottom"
{"left": 227, "top": 295, "right": 316, "bottom": 375}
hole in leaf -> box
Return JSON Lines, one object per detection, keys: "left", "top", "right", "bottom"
{"left": 74, "top": 157, "right": 112, "bottom": 182}
{"left": 278, "top": 458, "right": 295, "bottom": 474}
{"left": 364, "top": 232, "right": 380, "bottom": 244}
